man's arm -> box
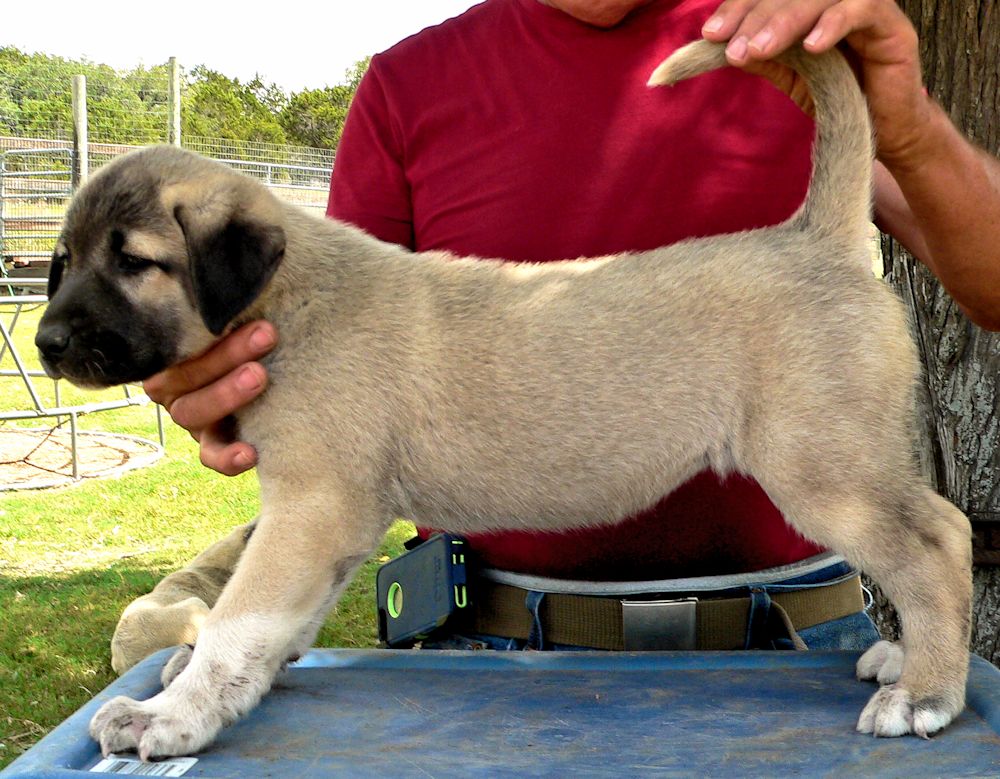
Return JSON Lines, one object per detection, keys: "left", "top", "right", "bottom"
{"left": 872, "top": 122, "right": 1000, "bottom": 330}
{"left": 704, "top": 0, "right": 1000, "bottom": 329}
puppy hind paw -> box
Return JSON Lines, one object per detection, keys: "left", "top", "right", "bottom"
{"left": 857, "top": 685, "right": 960, "bottom": 738}
{"left": 912, "top": 702, "right": 958, "bottom": 739}
{"left": 856, "top": 640, "right": 904, "bottom": 685}
{"left": 857, "top": 685, "right": 913, "bottom": 737}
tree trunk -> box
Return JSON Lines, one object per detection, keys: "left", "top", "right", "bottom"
{"left": 873, "top": 0, "right": 1000, "bottom": 663}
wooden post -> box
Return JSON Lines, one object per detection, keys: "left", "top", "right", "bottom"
{"left": 168, "top": 57, "right": 181, "bottom": 146}
{"left": 71, "top": 75, "right": 88, "bottom": 190}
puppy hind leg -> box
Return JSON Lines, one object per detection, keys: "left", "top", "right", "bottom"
{"left": 762, "top": 479, "right": 971, "bottom": 738}
{"left": 853, "top": 488, "right": 972, "bottom": 737}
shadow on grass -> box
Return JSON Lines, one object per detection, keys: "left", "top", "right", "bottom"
{"left": 0, "top": 522, "right": 410, "bottom": 770}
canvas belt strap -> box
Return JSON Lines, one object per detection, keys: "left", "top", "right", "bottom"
{"left": 456, "top": 574, "right": 865, "bottom": 651}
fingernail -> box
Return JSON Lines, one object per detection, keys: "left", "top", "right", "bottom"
{"left": 237, "top": 366, "right": 262, "bottom": 392}
{"left": 726, "top": 36, "right": 749, "bottom": 62}
{"left": 702, "top": 15, "right": 723, "bottom": 34}
{"left": 749, "top": 28, "right": 774, "bottom": 55}
{"left": 250, "top": 326, "right": 276, "bottom": 352}
{"left": 233, "top": 450, "right": 255, "bottom": 470}
{"left": 804, "top": 26, "right": 823, "bottom": 48}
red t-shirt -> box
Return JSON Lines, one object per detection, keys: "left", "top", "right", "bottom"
{"left": 328, "top": 0, "right": 824, "bottom": 579}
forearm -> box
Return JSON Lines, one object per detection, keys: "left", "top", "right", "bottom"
{"left": 877, "top": 101, "right": 1000, "bottom": 330}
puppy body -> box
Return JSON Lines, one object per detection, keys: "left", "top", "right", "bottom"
{"left": 36, "top": 41, "right": 972, "bottom": 758}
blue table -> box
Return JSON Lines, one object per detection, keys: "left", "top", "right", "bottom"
{"left": 5, "top": 649, "right": 1000, "bottom": 777}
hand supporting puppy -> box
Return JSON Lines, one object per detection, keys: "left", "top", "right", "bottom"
{"left": 142, "top": 321, "right": 276, "bottom": 475}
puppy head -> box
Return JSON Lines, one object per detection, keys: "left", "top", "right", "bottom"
{"left": 35, "top": 145, "right": 285, "bottom": 388}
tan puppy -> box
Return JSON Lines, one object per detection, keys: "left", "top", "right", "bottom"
{"left": 35, "top": 41, "right": 971, "bottom": 758}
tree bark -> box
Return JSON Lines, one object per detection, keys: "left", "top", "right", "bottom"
{"left": 873, "top": 0, "right": 1000, "bottom": 663}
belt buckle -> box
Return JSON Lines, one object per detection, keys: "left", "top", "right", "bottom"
{"left": 621, "top": 598, "right": 698, "bottom": 650}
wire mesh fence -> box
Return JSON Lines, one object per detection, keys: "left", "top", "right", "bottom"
{"left": 2, "top": 53, "right": 171, "bottom": 146}
{"left": 0, "top": 147, "right": 72, "bottom": 268}
{"left": 0, "top": 51, "right": 340, "bottom": 487}
{"left": 184, "top": 137, "right": 333, "bottom": 209}
{"left": 0, "top": 57, "right": 71, "bottom": 141}
{"left": 0, "top": 47, "right": 336, "bottom": 223}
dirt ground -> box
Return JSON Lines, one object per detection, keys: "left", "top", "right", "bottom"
{"left": 0, "top": 426, "right": 162, "bottom": 490}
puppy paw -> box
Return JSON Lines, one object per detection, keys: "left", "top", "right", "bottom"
{"left": 89, "top": 693, "right": 220, "bottom": 760}
{"left": 857, "top": 684, "right": 913, "bottom": 737}
{"left": 856, "top": 685, "right": 959, "bottom": 738}
{"left": 161, "top": 644, "right": 194, "bottom": 688}
{"left": 856, "top": 640, "right": 904, "bottom": 685}
{"left": 111, "top": 596, "right": 209, "bottom": 675}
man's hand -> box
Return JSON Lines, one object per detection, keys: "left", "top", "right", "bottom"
{"left": 143, "top": 321, "right": 277, "bottom": 476}
{"left": 702, "top": 0, "right": 932, "bottom": 168}
{"left": 702, "top": 1, "right": 1000, "bottom": 330}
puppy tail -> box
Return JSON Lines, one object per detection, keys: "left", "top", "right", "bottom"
{"left": 648, "top": 40, "right": 873, "bottom": 243}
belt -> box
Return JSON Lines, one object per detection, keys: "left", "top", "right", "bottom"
{"left": 454, "top": 573, "right": 866, "bottom": 650}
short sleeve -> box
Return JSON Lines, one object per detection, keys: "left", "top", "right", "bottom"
{"left": 326, "top": 61, "right": 415, "bottom": 250}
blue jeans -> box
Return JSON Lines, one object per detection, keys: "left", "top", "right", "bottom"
{"left": 420, "top": 558, "right": 880, "bottom": 652}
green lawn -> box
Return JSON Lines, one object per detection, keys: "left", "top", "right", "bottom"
{"left": 0, "top": 305, "right": 412, "bottom": 769}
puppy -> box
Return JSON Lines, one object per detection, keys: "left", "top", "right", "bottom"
{"left": 35, "top": 41, "right": 971, "bottom": 758}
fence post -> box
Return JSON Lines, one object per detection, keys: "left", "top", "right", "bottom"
{"left": 168, "top": 57, "right": 181, "bottom": 146}
{"left": 71, "top": 75, "right": 88, "bottom": 190}
{"left": 0, "top": 153, "right": 5, "bottom": 264}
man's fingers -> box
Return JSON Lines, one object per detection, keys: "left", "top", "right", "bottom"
{"left": 167, "top": 363, "right": 268, "bottom": 434}
{"left": 143, "top": 321, "right": 276, "bottom": 409}
{"left": 200, "top": 423, "right": 258, "bottom": 476}
{"left": 702, "top": 0, "right": 757, "bottom": 40}
{"left": 702, "top": 0, "right": 906, "bottom": 64}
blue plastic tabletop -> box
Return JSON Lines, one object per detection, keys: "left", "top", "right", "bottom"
{"left": 4, "top": 649, "right": 1000, "bottom": 778}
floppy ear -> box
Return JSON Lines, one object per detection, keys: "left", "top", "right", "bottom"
{"left": 174, "top": 198, "right": 286, "bottom": 336}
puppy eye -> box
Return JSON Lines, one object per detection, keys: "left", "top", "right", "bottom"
{"left": 118, "top": 253, "right": 157, "bottom": 273}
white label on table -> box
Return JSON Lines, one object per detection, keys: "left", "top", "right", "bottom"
{"left": 89, "top": 753, "right": 198, "bottom": 776}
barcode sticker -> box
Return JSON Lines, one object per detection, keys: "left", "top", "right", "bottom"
{"left": 89, "top": 754, "right": 197, "bottom": 776}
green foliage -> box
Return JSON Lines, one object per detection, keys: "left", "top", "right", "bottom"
{"left": 182, "top": 66, "right": 287, "bottom": 144}
{"left": 279, "top": 58, "right": 370, "bottom": 150}
{"left": 0, "top": 46, "right": 370, "bottom": 152}
{"left": 0, "top": 47, "right": 166, "bottom": 143}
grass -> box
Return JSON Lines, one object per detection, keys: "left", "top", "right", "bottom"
{"left": 0, "top": 305, "right": 413, "bottom": 769}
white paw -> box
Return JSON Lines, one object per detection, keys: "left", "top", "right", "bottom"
{"left": 89, "top": 692, "right": 221, "bottom": 760}
{"left": 857, "top": 684, "right": 958, "bottom": 738}
{"left": 857, "top": 685, "right": 913, "bottom": 737}
{"left": 857, "top": 640, "right": 904, "bottom": 685}
{"left": 160, "top": 645, "right": 194, "bottom": 688}
{"left": 912, "top": 704, "right": 957, "bottom": 739}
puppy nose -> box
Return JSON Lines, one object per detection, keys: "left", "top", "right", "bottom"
{"left": 35, "top": 323, "right": 72, "bottom": 359}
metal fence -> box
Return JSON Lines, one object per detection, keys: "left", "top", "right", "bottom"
{"left": 0, "top": 147, "right": 72, "bottom": 269}
{"left": 0, "top": 142, "right": 332, "bottom": 272}
{"left": 1, "top": 56, "right": 171, "bottom": 146}
{"left": 0, "top": 55, "right": 336, "bottom": 487}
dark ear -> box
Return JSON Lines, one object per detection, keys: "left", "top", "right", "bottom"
{"left": 47, "top": 256, "right": 65, "bottom": 299}
{"left": 175, "top": 205, "right": 285, "bottom": 335}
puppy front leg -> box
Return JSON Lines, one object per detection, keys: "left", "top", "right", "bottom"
{"left": 90, "top": 488, "right": 385, "bottom": 760}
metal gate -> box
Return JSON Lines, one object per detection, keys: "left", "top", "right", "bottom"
{"left": 0, "top": 148, "right": 164, "bottom": 490}
{"left": 0, "top": 147, "right": 73, "bottom": 276}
